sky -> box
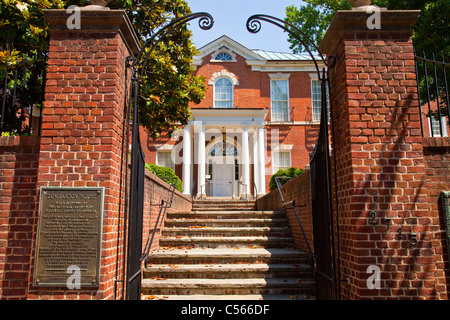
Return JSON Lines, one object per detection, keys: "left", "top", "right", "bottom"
{"left": 186, "top": 0, "right": 306, "bottom": 53}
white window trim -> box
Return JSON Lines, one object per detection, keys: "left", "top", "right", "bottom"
{"left": 311, "top": 79, "right": 321, "bottom": 123}
{"left": 156, "top": 150, "right": 175, "bottom": 170}
{"left": 270, "top": 78, "right": 290, "bottom": 122}
{"left": 208, "top": 70, "right": 239, "bottom": 86}
{"left": 210, "top": 48, "right": 237, "bottom": 62}
{"left": 311, "top": 79, "right": 330, "bottom": 123}
{"left": 428, "top": 117, "right": 449, "bottom": 137}
{"left": 272, "top": 150, "right": 291, "bottom": 174}
{"left": 213, "top": 77, "right": 234, "bottom": 109}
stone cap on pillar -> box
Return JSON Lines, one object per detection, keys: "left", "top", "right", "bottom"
{"left": 43, "top": 8, "right": 141, "bottom": 56}
{"left": 319, "top": 9, "right": 420, "bottom": 55}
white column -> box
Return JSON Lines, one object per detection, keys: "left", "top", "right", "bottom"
{"left": 252, "top": 130, "right": 259, "bottom": 197}
{"left": 257, "top": 126, "right": 266, "bottom": 194}
{"left": 241, "top": 127, "right": 250, "bottom": 196}
{"left": 182, "top": 125, "right": 191, "bottom": 195}
{"left": 197, "top": 123, "right": 206, "bottom": 196}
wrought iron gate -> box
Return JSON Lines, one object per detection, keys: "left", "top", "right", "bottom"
{"left": 125, "top": 68, "right": 146, "bottom": 300}
{"left": 246, "top": 15, "right": 338, "bottom": 300}
{"left": 309, "top": 69, "right": 337, "bottom": 300}
{"left": 122, "top": 12, "right": 214, "bottom": 300}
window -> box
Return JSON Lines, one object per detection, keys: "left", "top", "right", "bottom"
{"left": 209, "top": 141, "right": 238, "bottom": 157}
{"left": 429, "top": 117, "right": 448, "bottom": 137}
{"left": 271, "top": 80, "right": 289, "bottom": 122}
{"left": 273, "top": 151, "right": 291, "bottom": 173}
{"left": 157, "top": 151, "right": 174, "bottom": 170}
{"left": 215, "top": 53, "right": 232, "bottom": 61}
{"left": 311, "top": 79, "right": 329, "bottom": 122}
{"left": 214, "top": 78, "right": 233, "bottom": 108}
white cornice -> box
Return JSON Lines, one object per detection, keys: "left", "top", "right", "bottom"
{"left": 190, "top": 108, "right": 268, "bottom": 127}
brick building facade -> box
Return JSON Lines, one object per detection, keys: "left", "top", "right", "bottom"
{"left": 142, "top": 35, "right": 327, "bottom": 198}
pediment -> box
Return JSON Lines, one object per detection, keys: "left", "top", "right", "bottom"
{"left": 193, "top": 35, "right": 266, "bottom": 65}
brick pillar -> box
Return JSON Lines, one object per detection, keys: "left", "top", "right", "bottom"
{"left": 320, "top": 9, "right": 446, "bottom": 299}
{"left": 28, "top": 9, "right": 139, "bottom": 300}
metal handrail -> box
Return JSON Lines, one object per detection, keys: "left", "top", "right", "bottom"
{"left": 237, "top": 181, "right": 248, "bottom": 200}
{"left": 142, "top": 177, "right": 178, "bottom": 267}
{"left": 200, "top": 183, "right": 206, "bottom": 200}
{"left": 191, "top": 180, "right": 197, "bottom": 201}
{"left": 253, "top": 181, "right": 258, "bottom": 210}
{"left": 275, "top": 176, "right": 314, "bottom": 266}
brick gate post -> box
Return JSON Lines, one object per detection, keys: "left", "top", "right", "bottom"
{"left": 27, "top": 8, "right": 139, "bottom": 299}
{"left": 320, "top": 7, "right": 446, "bottom": 299}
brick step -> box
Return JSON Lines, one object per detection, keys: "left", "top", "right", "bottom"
{"left": 159, "top": 236, "right": 294, "bottom": 249}
{"left": 192, "top": 201, "right": 255, "bottom": 211}
{"left": 144, "top": 263, "right": 313, "bottom": 279}
{"left": 192, "top": 206, "right": 255, "bottom": 211}
{"left": 146, "top": 248, "right": 309, "bottom": 265}
{"left": 165, "top": 218, "right": 289, "bottom": 228}
{"left": 141, "top": 278, "right": 315, "bottom": 296}
{"left": 162, "top": 227, "right": 291, "bottom": 237}
{"left": 167, "top": 210, "right": 285, "bottom": 219}
{"left": 142, "top": 294, "right": 315, "bottom": 300}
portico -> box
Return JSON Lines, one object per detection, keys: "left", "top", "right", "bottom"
{"left": 181, "top": 108, "right": 267, "bottom": 198}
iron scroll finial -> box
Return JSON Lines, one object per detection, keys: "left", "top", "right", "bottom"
{"left": 129, "top": 12, "right": 214, "bottom": 77}
{"left": 246, "top": 14, "right": 336, "bottom": 78}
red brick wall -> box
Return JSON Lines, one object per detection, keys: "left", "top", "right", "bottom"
{"left": 256, "top": 171, "right": 313, "bottom": 255}
{"left": 422, "top": 137, "right": 450, "bottom": 297}
{"left": 27, "top": 12, "right": 133, "bottom": 300}
{"left": 0, "top": 137, "right": 40, "bottom": 300}
{"left": 320, "top": 10, "right": 448, "bottom": 300}
{"left": 142, "top": 170, "right": 192, "bottom": 254}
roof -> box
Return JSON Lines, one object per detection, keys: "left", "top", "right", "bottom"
{"left": 252, "top": 49, "right": 320, "bottom": 61}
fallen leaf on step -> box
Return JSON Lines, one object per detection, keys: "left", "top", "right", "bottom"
{"left": 303, "top": 294, "right": 310, "bottom": 299}
{"left": 290, "top": 296, "right": 298, "bottom": 300}
{"left": 146, "top": 295, "right": 157, "bottom": 300}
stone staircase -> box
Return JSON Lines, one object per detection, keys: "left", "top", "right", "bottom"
{"left": 141, "top": 199, "right": 315, "bottom": 300}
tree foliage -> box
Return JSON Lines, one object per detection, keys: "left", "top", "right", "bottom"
{"left": 0, "top": 0, "right": 206, "bottom": 138}
{"left": 285, "top": 0, "right": 449, "bottom": 57}
{"left": 269, "top": 167, "right": 305, "bottom": 191}
{"left": 145, "top": 162, "right": 183, "bottom": 193}
{"left": 285, "top": 0, "right": 449, "bottom": 124}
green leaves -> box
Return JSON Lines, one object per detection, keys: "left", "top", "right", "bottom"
{"left": 284, "top": 0, "right": 450, "bottom": 58}
{"left": 108, "top": 0, "right": 206, "bottom": 139}
{"left": 1, "top": 0, "right": 207, "bottom": 140}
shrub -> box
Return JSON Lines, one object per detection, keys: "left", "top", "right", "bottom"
{"left": 269, "top": 167, "right": 305, "bottom": 191}
{"left": 145, "top": 163, "right": 183, "bottom": 193}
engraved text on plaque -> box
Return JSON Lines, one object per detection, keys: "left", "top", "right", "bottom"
{"left": 33, "top": 187, "right": 104, "bottom": 287}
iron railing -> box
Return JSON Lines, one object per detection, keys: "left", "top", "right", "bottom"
{"left": 414, "top": 50, "right": 449, "bottom": 137}
{"left": 275, "top": 176, "right": 314, "bottom": 266}
{"left": 142, "top": 177, "right": 178, "bottom": 268}
{"left": 0, "top": 53, "right": 46, "bottom": 136}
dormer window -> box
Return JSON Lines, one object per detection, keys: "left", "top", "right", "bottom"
{"left": 211, "top": 48, "right": 237, "bottom": 62}
{"left": 216, "top": 53, "right": 232, "bottom": 61}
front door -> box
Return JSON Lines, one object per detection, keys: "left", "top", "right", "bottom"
{"left": 212, "top": 164, "right": 233, "bottom": 197}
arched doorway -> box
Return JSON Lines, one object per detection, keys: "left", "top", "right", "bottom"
{"left": 206, "top": 139, "right": 239, "bottom": 197}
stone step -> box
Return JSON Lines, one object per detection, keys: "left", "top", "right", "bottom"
{"left": 141, "top": 278, "right": 315, "bottom": 296}
{"left": 192, "top": 206, "right": 255, "bottom": 212}
{"left": 162, "top": 226, "right": 291, "bottom": 237}
{"left": 159, "top": 236, "right": 294, "bottom": 248}
{"left": 146, "top": 248, "right": 309, "bottom": 265}
{"left": 142, "top": 294, "right": 315, "bottom": 300}
{"left": 144, "top": 263, "right": 313, "bottom": 279}
{"left": 167, "top": 211, "right": 285, "bottom": 219}
{"left": 192, "top": 201, "right": 255, "bottom": 211}
{"left": 164, "top": 218, "right": 289, "bottom": 228}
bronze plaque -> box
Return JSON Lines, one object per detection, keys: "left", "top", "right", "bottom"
{"left": 33, "top": 187, "right": 104, "bottom": 288}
